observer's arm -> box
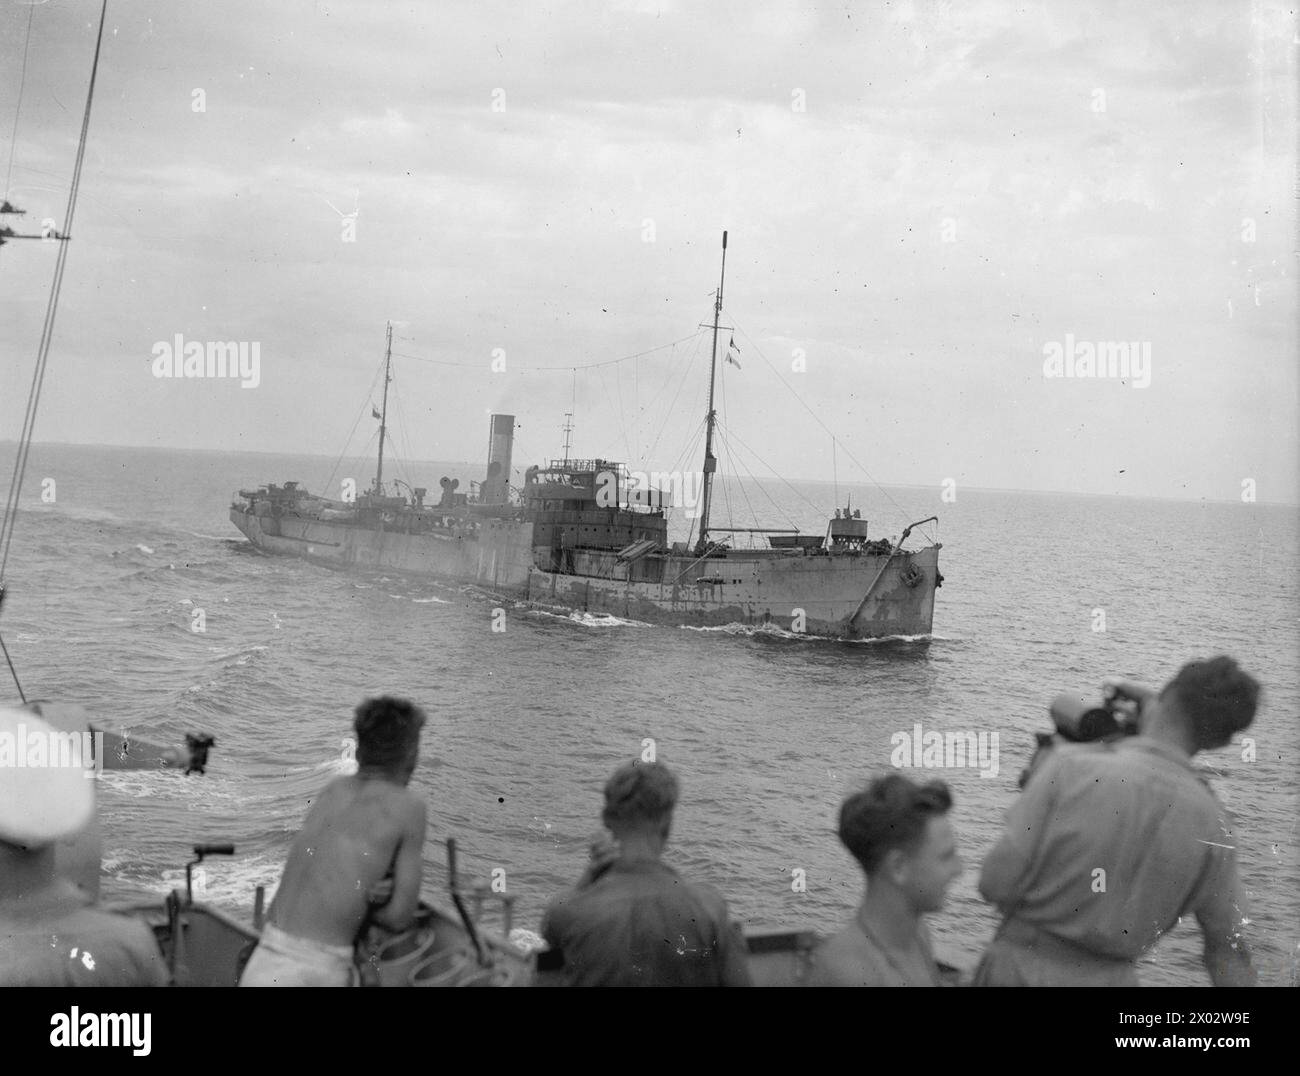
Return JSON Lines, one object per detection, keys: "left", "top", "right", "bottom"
{"left": 979, "top": 750, "right": 1061, "bottom": 910}
{"left": 370, "top": 797, "right": 426, "bottom": 932}
{"left": 1194, "top": 846, "right": 1255, "bottom": 987}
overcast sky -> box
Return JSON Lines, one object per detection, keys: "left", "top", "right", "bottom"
{"left": 2, "top": 0, "right": 1295, "bottom": 503}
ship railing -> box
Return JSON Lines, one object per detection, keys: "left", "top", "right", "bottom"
{"left": 541, "top": 458, "right": 623, "bottom": 476}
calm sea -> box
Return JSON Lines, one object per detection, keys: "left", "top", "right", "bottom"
{"left": 1, "top": 442, "right": 1296, "bottom": 986}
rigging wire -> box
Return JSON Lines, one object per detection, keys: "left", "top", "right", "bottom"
{"left": 323, "top": 352, "right": 387, "bottom": 498}
{"left": 717, "top": 418, "right": 828, "bottom": 522}
{"left": 715, "top": 418, "right": 802, "bottom": 533}
{"left": 664, "top": 347, "right": 709, "bottom": 476}
{"left": 1, "top": 0, "right": 109, "bottom": 588}
{"left": 715, "top": 430, "right": 737, "bottom": 543}
{"left": 346, "top": 427, "right": 381, "bottom": 487}
{"left": 388, "top": 381, "right": 420, "bottom": 492}
{"left": 669, "top": 418, "right": 707, "bottom": 548}
{"left": 0, "top": 634, "right": 24, "bottom": 704}
{"left": 633, "top": 333, "right": 697, "bottom": 442}
{"left": 672, "top": 433, "right": 705, "bottom": 541}
{"left": 390, "top": 332, "right": 698, "bottom": 372}
{"left": 613, "top": 357, "right": 630, "bottom": 461}
{"left": 383, "top": 331, "right": 704, "bottom": 474}
{"left": 717, "top": 356, "right": 737, "bottom": 540}
{"left": 832, "top": 437, "right": 838, "bottom": 508}
{"left": 0, "top": 0, "right": 109, "bottom": 700}
{"left": 581, "top": 363, "right": 628, "bottom": 465}
{"left": 722, "top": 306, "right": 936, "bottom": 544}
{"left": 641, "top": 331, "right": 704, "bottom": 464}
{"left": 715, "top": 362, "right": 798, "bottom": 546}
{"left": 3, "top": 0, "right": 36, "bottom": 199}
{"left": 665, "top": 415, "right": 707, "bottom": 482}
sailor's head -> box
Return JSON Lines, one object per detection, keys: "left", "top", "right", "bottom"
{"left": 353, "top": 696, "right": 426, "bottom": 783}
{"left": 0, "top": 706, "right": 97, "bottom": 890}
{"left": 1145, "top": 656, "right": 1260, "bottom": 752}
{"left": 838, "top": 774, "right": 961, "bottom": 913}
{"left": 601, "top": 761, "right": 678, "bottom": 844}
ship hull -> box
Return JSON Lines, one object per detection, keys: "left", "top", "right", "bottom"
{"left": 231, "top": 509, "right": 939, "bottom": 639}
{"left": 526, "top": 546, "right": 940, "bottom": 639}
{"left": 229, "top": 507, "right": 536, "bottom": 593}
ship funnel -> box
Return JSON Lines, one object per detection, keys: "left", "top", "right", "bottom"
{"left": 482, "top": 414, "right": 515, "bottom": 504}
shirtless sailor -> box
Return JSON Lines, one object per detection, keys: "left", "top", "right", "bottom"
{"left": 239, "top": 696, "right": 428, "bottom": 987}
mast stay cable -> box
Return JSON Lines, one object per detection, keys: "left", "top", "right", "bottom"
{"left": 390, "top": 332, "right": 699, "bottom": 372}
{"left": 0, "top": 0, "right": 111, "bottom": 702}
{"left": 3, "top": 1, "right": 36, "bottom": 200}
{"left": 323, "top": 352, "right": 387, "bottom": 499}
{"left": 722, "top": 307, "right": 936, "bottom": 544}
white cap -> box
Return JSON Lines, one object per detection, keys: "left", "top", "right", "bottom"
{"left": 0, "top": 705, "right": 95, "bottom": 848}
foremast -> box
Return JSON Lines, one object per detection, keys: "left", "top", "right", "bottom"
{"left": 373, "top": 321, "right": 393, "bottom": 495}
{"left": 695, "top": 231, "right": 727, "bottom": 555}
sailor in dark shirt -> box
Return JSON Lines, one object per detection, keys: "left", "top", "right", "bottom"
{"left": 539, "top": 761, "right": 751, "bottom": 987}
{"left": 805, "top": 775, "right": 962, "bottom": 987}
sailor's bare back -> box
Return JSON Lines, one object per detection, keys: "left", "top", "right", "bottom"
{"left": 268, "top": 774, "right": 427, "bottom": 948}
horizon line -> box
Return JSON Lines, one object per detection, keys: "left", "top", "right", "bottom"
{"left": 3, "top": 437, "right": 1297, "bottom": 509}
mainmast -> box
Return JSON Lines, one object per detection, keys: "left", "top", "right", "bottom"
{"left": 695, "top": 231, "right": 727, "bottom": 554}
{"left": 374, "top": 321, "right": 393, "bottom": 494}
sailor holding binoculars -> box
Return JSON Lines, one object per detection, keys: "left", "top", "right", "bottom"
{"left": 975, "top": 656, "right": 1260, "bottom": 987}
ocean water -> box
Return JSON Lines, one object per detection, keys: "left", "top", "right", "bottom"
{"left": 0, "top": 441, "right": 1296, "bottom": 987}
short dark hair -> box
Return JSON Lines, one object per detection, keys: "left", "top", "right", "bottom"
{"left": 602, "top": 761, "right": 679, "bottom": 828}
{"left": 1160, "top": 656, "right": 1260, "bottom": 750}
{"left": 354, "top": 696, "right": 426, "bottom": 770}
{"left": 839, "top": 774, "right": 952, "bottom": 875}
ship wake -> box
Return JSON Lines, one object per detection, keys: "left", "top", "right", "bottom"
{"left": 527, "top": 608, "right": 648, "bottom": 629}
{"left": 681, "top": 622, "right": 948, "bottom": 644}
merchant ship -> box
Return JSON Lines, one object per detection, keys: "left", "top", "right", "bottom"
{"left": 230, "top": 234, "right": 943, "bottom": 639}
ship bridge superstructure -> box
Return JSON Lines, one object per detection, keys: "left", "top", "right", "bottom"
{"left": 522, "top": 457, "right": 668, "bottom": 575}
